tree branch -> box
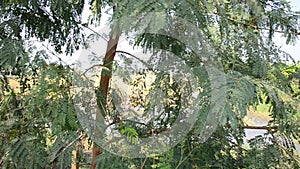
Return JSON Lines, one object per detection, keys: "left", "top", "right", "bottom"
{"left": 81, "top": 63, "right": 103, "bottom": 76}
{"left": 271, "top": 133, "right": 300, "bottom": 164}
{"left": 0, "top": 152, "right": 8, "bottom": 167}
{"left": 115, "top": 50, "right": 152, "bottom": 69}
{"left": 140, "top": 158, "right": 147, "bottom": 169}
{"left": 51, "top": 131, "right": 84, "bottom": 163}
{"left": 226, "top": 17, "right": 300, "bottom": 36}
{"left": 242, "top": 125, "right": 278, "bottom": 131}
{"left": 78, "top": 23, "right": 108, "bottom": 42}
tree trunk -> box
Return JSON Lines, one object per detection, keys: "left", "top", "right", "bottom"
{"left": 91, "top": 25, "right": 120, "bottom": 169}
{"left": 71, "top": 145, "right": 79, "bottom": 169}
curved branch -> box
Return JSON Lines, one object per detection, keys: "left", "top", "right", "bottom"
{"left": 81, "top": 63, "right": 103, "bottom": 76}
{"left": 115, "top": 50, "right": 153, "bottom": 70}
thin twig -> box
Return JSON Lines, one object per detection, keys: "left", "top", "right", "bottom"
{"left": 51, "top": 131, "right": 84, "bottom": 163}
{"left": 140, "top": 157, "right": 147, "bottom": 169}
{"left": 271, "top": 133, "right": 300, "bottom": 164}
{"left": 175, "top": 147, "right": 197, "bottom": 169}
{"left": 41, "top": 44, "right": 70, "bottom": 66}
{"left": 81, "top": 63, "right": 104, "bottom": 76}
{"left": 115, "top": 50, "right": 152, "bottom": 69}
{"left": 78, "top": 23, "right": 108, "bottom": 42}
{"left": 0, "top": 152, "right": 8, "bottom": 167}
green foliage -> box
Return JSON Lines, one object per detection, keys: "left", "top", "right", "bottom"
{"left": 1, "top": 0, "right": 300, "bottom": 168}
{"left": 0, "top": 0, "right": 86, "bottom": 59}
{"left": 48, "top": 131, "right": 82, "bottom": 169}
{"left": 2, "top": 136, "right": 48, "bottom": 169}
{"left": 0, "top": 46, "right": 84, "bottom": 168}
{"left": 95, "top": 153, "right": 132, "bottom": 169}
{"left": 244, "top": 134, "right": 300, "bottom": 168}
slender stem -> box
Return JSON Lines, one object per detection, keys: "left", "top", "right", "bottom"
{"left": 78, "top": 23, "right": 108, "bottom": 42}
{"left": 271, "top": 133, "right": 300, "bottom": 164}
{"left": 81, "top": 63, "right": 103, "bottom": 76}
{"left": 115, "top": 50, "right": 152, "bottom": 69}
{"left": 51, "top": 131, "right": 84, "bottom": 163}
{"left": 140, "top": 158, "right": 147, "bottom": 169}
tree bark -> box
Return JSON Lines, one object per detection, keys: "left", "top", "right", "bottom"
{"left": 91, "top": 25, "right": 120, "bottom": 169}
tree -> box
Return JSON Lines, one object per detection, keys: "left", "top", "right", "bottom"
{"left": 0, "top": 0, "right": 300, "bottom": 168}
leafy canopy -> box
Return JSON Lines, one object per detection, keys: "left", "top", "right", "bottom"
{"left": 0, "top": 0, "right": 300, "bottom": 168}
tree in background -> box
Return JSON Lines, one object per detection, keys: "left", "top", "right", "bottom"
{"left": 0, "top": 0, "right": 300, "bottom": 168}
